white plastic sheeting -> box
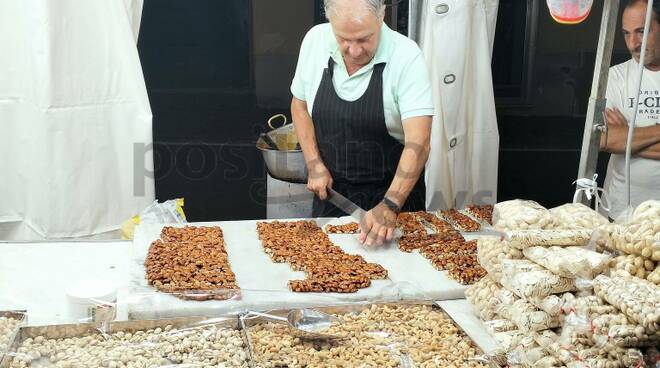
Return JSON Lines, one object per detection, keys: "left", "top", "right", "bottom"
{"left": 416, "top": 0, "right": 501, "bottom": 209}
{"left": 0, "top": 0, "right": 154, "bottom": 239}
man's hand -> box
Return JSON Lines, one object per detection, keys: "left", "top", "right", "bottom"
{"left": 604, "top": 107, "right": 628, "bottom": 126}
{"left": 307, "top": 161, "right": 333, "bottom": 200}
{"left": 359, "top": 202, "right": 398, "bottom": 247}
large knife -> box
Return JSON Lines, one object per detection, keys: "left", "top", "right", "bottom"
{"left": 327, "top": 188, "right": 367, "bottom": 223}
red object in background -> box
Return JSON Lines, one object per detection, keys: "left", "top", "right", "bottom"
{"left": 547, "top": 0, "right": 593, "bottom": 24}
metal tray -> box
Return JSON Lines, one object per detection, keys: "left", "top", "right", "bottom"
{"left": 0, "top": 315, "right": 252, "bottom": 368}
{"left": 0, "top": 311, "right": 27, "bottom": 368}
{"left": 240, "top": 301, "right": 487, "bottom": 368}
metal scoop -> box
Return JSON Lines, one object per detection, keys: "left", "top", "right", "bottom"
{"left": 247, "top": 309, "right": 342, "bottom": 340}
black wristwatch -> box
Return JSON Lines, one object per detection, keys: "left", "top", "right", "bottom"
{"left": 381, "top": 196, "right": 402, "bottom": 214}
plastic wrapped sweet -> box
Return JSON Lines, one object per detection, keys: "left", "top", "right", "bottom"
{"left": 493, "top": 200, "right": 560, "bottom": 231}
{"left": 523, "top": 246, "right": 610, "bottom": 279}
{"left": 484, "top": 319, "right": 518, "bottom": 334}
{"left": 476, "top": 237, "right": 523, "bottom": 282}
{"left": 526, "top": 293, "right": 576, "bottom": 317}
{"left": 501, "top": 263, "right": 577, "bottom": 299}
{"left": 593, "top": 274, "right": 660, "bottom": 333}
{"left": 509, "top": 299, "right": 561, "bottom": 332}
{"left": 492, "top": 330, "right": 526, "bottom": 352}
{"left": 550, "top": 203, "right": 609, "bottom": 230}
{"left": 506, "top": 229, "right": 593, "bottom": 250}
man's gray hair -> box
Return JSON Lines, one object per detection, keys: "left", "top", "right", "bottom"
{"left": 324, "top": 0, "right": 386, "bottom": 20}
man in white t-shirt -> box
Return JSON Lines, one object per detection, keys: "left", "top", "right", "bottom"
{"left": 290, "top": 0, "right": 434, "bottom": 245}
{"left": 602, "top": 0, "right": 660, "bottom": 220}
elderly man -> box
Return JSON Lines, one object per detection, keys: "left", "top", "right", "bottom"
{"left": 290, "top": 0, "right": 434, "bottom": 246}
{"left": 601, "top": 0, "right": 660, "bottom": 220}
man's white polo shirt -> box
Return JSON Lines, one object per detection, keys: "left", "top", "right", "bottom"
{"left": 291, "top": 23, "right": 434, "bottom": 143}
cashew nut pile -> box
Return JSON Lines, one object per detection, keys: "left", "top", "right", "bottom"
{"left": 1, "top": 316, "right": 23, "bottom": 359}
{"left": 522, "top": 246, "right": 610, "bottom": 279}
{"left": 8, "top": 324, "right": 249, "bottom": 368}
{"left": 493, "top": 200, "right": 559, "bottom": 231}
{"left": 145, "top": 226, "right": 239, "bottom": 301}
{"left": 549, "top": 203, "right": 609, "bottom": 230}
{"left": 256, "top": 221, "right": 388, "bottom": 293}
{"left": 593, "top": 274, "right": 660, "bottom": 333}
{"left": 248, "top": 304, "right": 487, "bottom": 368}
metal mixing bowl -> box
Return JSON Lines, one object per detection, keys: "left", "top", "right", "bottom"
{"left": 257, "top": 123, "right": 307, "bottom": 183}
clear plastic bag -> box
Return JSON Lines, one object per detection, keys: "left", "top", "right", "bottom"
{"left": 477, "top": 237, "right": 523, "bottom": 283}
{"left": 484, "top": 319, "right": 518, "bottom": 334}
{"left": 465, "top": 276, "right": 502, "bottom": 321}
{"left": 506, "top": 229, "right": 593, "bottom": 250}
{"left": 550, "top": 203, "right": 609, "bottom": 230}
{"left": 500, "top": 259, "right": 576, "bottom": 299}
{"left": 594, "top": 220, "right": 660, "bottom": 261}
{"left": 593, "top": 274, "right": 660, "bottom": 333}
{"left": 121, "top": 198, "right": 187, "bottom": 240}
{"left": 509, "top": 299, "right": 561, "bottom": 333}
{"left": 632, "top": 199, "right": 660, "bottom": 223}
{"left": 493, "top": 200, "right": 560, "bottom": 231}
{"left": 609, "top": 254, "right": 657, "bottom": 281}
{"left": 523, "top": 246, "right": 610, "bottom": 279}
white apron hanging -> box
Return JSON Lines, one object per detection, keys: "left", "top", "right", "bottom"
{"left": 417, "top": 0, "right": 500, "bottom": 209}
{"left": 0, "top": 0, "right": 154, "bottom": 239}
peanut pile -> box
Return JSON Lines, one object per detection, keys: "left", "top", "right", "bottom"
{"left": 256, "top": 221, "right": 388, "bottom": 293}
{"left": 145, "top": 226, "right": 239, "bottom": 301}
{"left": 248, "top": 304, "right": 487, "bottom": 368}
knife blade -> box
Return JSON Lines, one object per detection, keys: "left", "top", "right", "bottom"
{"left": 327, "top": 188, "right": 367, "bottom": 223}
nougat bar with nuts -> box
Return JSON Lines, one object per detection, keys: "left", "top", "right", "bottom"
{"left": 257, "top": 220, "right": 388, "bottom": 293}
{"left": 325, "top": 222, "right": 360, "bottom": 234}
{"left": 465, "top": 204, "right": 494, "bottom": 225}
{"left": 440, "top": 208, "right": 482, "bottom": 232}
{"left": 145, "top": 226, "right": 240, "bottom": 301}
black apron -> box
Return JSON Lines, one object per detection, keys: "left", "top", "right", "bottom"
{"left": 311, "top": 57, "right": 426, "bottom": 217}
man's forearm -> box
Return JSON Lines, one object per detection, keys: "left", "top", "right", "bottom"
{"left": 386, "top": 142, "right": 429, "bottom": 206}
{"left": 601, "top": 124, "right": 660, "bottom": 154}
{"left": 291, "top": 98, "right": 323, "bottom": 169}
{"left": 636, "top": 141, "right": 660, "bottom": 160}
{"left": 386, "top": 116, "right": 432, "bottom": 207}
